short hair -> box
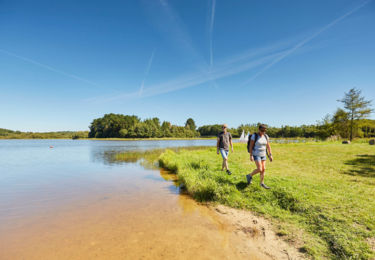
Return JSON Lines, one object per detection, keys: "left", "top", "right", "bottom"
{"left": 259, "top": 124, "right": 267, "bottom": 129}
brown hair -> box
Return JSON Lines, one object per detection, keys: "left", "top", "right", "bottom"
{"left": 259, "top": 124, "right": 267, "bottom": 129}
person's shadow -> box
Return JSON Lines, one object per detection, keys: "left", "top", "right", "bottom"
{"left": 236, "top": 181, "right": 248, "bottom": 190}
{"left": 344, "top": 154, "right": 375, "bottom": 178}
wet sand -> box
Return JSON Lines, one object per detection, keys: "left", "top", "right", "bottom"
{"left": 0, "top": 169, "right": 304, "bottom": 260}
{"left": 0, "top": 169, "right": 264, "bottom": 260}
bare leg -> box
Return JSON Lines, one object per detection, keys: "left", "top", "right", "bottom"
{"left": 260, "top": 160, "right": 266, "bottom": 184}
{"left": 250, "top": 160, "right": 262, "bottom": 176}
{"left": 224, "top": 158, "right": 228, "bottom": 170}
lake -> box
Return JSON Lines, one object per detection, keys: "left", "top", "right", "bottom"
{"left": 0, "top": 139, "right": 260, "bottom": 259}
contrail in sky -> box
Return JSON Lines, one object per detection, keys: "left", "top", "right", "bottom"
{"left": 91, "top": 49, "right": 287, "bottom": 103}
{"left": 87, "top": 34, "right": 315, "bottom": 103}
{"left": 139, "top": 49, "right": 155, "bottom": 96}
{"left": 0, "top": 48, "right": 99, "bottom": 87}
{"left": 89, "top": 0, "right": 359, "bottom": 103}
{"left": 157, "top": 0, "right": 208, "bottom": 69}
{"left": 209, "top": 0, "right": 216, "bottom": 67}
{"left": 241, "top": 0, "right": 372, "bottom": 86}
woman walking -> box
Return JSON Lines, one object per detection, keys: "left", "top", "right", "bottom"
{"left": 246, "top": 124, "right": 273, "bottom": 189}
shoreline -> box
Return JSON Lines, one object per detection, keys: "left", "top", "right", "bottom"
{"left": 208, "top": 204, "right": 306, "bottom": 259}
{"left": 0, "top": 137, "right": 218, "bottom": 141}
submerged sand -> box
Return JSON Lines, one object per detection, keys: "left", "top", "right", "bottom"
{"left": 0, "top": 169, "right": 305, "bottom": 260}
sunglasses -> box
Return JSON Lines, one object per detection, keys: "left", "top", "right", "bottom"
{"left": 260, "top": 128, "right": 267, "bottom": 132}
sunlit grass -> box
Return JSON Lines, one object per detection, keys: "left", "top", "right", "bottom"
{"left": 114, "top": 146, "right": 209, "bottom": 169}
{"left": 158, "top": 142, "right": 375, "bottom": 259}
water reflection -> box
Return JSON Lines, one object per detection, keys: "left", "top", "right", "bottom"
{"left": 0, "top": 139, "right": 259, "bottom": 259}
{"left": 89, "top": 139, "right": 215, "bottom": 165}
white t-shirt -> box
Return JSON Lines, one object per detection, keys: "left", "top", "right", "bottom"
{"left": 251, "top": 134, "right": 268, "bottom": 156}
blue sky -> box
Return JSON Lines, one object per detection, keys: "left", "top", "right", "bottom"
{"left": 0, "top": 0, "right": 374, "bottom": 131}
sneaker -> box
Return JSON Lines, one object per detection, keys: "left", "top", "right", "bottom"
{"left": 260, "top": 183, "right": 270, "bottom": 189}
{"left": 226, "top": 169, "right": 232, "bottom": 175}
{"left": 246, "top": 174, "right": 252, "bottom": 185}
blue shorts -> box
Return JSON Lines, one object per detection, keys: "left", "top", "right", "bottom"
{"left": 253, "top": 155, "right": 266, "bottom": 161}
{"left": 220, "top": 149, "right": 229, "bottom": 159}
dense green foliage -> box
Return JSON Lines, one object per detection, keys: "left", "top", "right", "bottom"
{"left": 3, "top": 89, "right": 373, "bottom": 140}
{"left": 159, "top": 143, "right": 375, "bottom": 259}
{"left": 338, "top": 88, "right": 374, "bottom": 141}
{"left": 198, "top": 88, "right": 374, "bottom": 140}
{"left": 88, "top": 113, "right": 200, "bottom": 138}
{"left": 197, "top": 117, "right": 375, "bottom": 140}
{"left": 197, "top": 124, "right": 225, "bottom": 136}
{"left": 0, "top": 128, "right": 88, "bottom": 139}
{"left": 185, "top": 118, "right": 197, "bottom": 130}
{"left": 236, "top": 124, "right": 331, "bottom": 139}
{"left": 197, "top": 120, "right": 375, "bottom": 140}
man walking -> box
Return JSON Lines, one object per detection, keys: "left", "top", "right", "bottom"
{"left": 217, "top": 124, "right": 234, "bottom": 175}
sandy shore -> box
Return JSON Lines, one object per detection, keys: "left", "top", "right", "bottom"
{"left": 209, "top": 204, "right": 307, "bottom": 260}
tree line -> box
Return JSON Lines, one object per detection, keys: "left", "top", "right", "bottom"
{"left": 197, "top": 88, "right": 374, "bottom": 140}
{"left": 2, "top": 88, "right": 372, "bottom": 140}
{"left": 88, "top": 114, "right": 200, "bottom": 138}
{"left": 0, "top": 128, "right": 88, "bottom": 139}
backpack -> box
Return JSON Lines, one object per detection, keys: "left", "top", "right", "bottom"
{"left": 247, "top": 133, "right": 269, "bottom": 153}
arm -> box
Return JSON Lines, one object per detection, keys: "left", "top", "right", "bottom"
{"left": 230, "top": 138, "right": 233, "bottom": 152}
{"left": 249, "top": 139, "right": 255, "bottom": 161}
{"left": 266, "top": 141, "right": 273, "bottom": 161}
{"left": 217, "top": 137, "right": 220, "bottom": 154}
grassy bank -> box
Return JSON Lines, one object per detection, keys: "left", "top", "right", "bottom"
{"left": 158, "top": 142, "right": 375, "bottom": 259}
{"left": 0, "top": 128, "right": 89, "bottom": 139}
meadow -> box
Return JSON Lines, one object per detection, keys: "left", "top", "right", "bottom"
{"left": 158, "top": 142, "right": 375, "bottom": 259}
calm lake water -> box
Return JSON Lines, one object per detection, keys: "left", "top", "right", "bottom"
{"left": 0, "top": 139, "right": 260, "bottom": 260}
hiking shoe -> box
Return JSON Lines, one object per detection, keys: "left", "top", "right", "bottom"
{"left": 226, "top": 170, "right": 232, "bottom": 175}
{"left": 246, "top": 174, "right": 252, "bottom": 185}
{"left": 260, "top": 183, "right": 270, "bottom": 189}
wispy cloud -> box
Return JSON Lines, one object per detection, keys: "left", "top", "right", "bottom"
{"left": 90, "top": 48, "right": 289, "bottom": 103}
{"left": 88, "top": 0, "right": 364, "bottom": 103}
{"left": 145, "top": 0, "right": 208, "bottom": 69}
{"left": 209, "top": 0, "right": 216, "bottom": 68}
{"left": 87, "top": 28, "right": 332, "bottom": 104}
{"left": 0, "top": 48, "right": 99, "bottom": 87}
{"left": 241, "top": 0, "right": 372, "bottom": 86}
{"left": 140, "top": 52, "right": 284, "bottom": 98}
{"left": 139, "top": 49, "right": 156, "bottom": 96}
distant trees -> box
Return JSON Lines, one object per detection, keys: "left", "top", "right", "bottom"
{"left": 197, "top": 116, "right": 375, "bottom": 140}
{"left": 89, "top": 114, "right": 141, "bottom": 138}
{"left": 185, "top": 118, "right": 196, "bottom": 130}
{"left": 359, "top": 119, "right": 375, "bottom": 138}
{"left": 332, "top": 108, "right": 349, "bottom": 138}
{"left": 2, "top": 89, "right": 373, "bottom": 141}
{"left": 197, "top": 123, "right": 334, "bottom": 139}
{"left": 197, "top": 124, "right": 224, "bottom": 136}
{"left": 88, "top": 114, "right": 200, "bottom": 138}
{"left": 0, "top": 128, "right": 89, "bottom": 139}
{"left": 338, "top": 88, "right": 373, "bottom": 141}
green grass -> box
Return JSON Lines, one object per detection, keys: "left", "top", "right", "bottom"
{"left": 114, "top": 146, "right": 209, "bottom": 169}
{"left": 158, "top": 142, "right": 375, "bottom": 259}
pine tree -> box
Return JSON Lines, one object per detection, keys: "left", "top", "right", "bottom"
{"left": 338, "top": 88, "right": 373, "bottom": 141}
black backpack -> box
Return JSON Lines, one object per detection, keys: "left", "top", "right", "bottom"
{"left": 247, "top": 133, "right": 269, "bottom": 153}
